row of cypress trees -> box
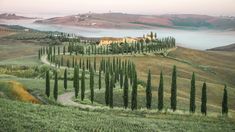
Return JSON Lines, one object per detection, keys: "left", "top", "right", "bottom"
{"left": 145, "top": 66, "right": 228, "bottom": 115}
{"left": 45, "top": 60, "right": 229, "bottom": 115}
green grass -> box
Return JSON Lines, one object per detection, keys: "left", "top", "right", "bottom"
{"left": 0, "top": 98, "right": 235, "bottom": 132}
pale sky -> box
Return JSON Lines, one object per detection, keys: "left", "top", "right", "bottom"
{"left": 1, "top": 0, "right": 235, "bottom": 17}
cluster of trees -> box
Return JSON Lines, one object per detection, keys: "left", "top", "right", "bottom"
{"left": 66, "top": 37, "right": 175, "bottom": 55}
{"left": 38, "top": 36, "right": 176, "bottom": 61}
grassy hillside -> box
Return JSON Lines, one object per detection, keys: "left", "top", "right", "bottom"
{"left": 59, "top": 47, "right": 235, "bottom": 114}
{"left": 1, "top": 98, "right": 235, "bottom": 132}
{"left": 0, "top": 81, "right": 40, "bottom": 104}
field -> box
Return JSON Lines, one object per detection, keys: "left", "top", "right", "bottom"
{"left": 1, "top": 98, "right": 235, "bottom": 132}
{"left": 0, "top": 26, "right": 235, "bottom": 131}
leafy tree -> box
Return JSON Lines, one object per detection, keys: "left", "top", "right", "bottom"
{"left": 123, "top": 74, "right": 129, "bottom": 109}
{"left": 190, "top": 72, "right": 196, "bottom": 113}
{"left": 146, "top": 69, "right": 152, "bottom": 109}
{"left": 64, "top": 68, "right": 67, "bottom": 90}
{"left": 81, "top": 68, "right": 85, "bottom": 101}
{"left": 131, "top": 72, "right": 137, "bottom": 110}
{"left": 90, "top": 67, "right": 94, "bottom": 103}
{"left": 171, "top": 65, "right": 177, "bottom": 111}
{"left": 158, "top": 71, "right": 164, "bottom": 111}
{"left": 201, "top": 82, "right": 207, "bottom": 115}
{"left": 222, "top": 85, "right": 228, "bottom": 116}
{"left": 45, "top": 70, "right": 50, "bottom": 97}
{"left": 53, "top": 71, "right": 58, "bottom": 101}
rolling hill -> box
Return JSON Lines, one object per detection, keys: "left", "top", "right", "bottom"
{"left": 207, "top": 43, "right": 235, "bottom": 51}
{"left": 34, "top": 13, "right": 235, "bottom": 30}
{"left": 0, "top": 13, "right": 34, "bottom": 20}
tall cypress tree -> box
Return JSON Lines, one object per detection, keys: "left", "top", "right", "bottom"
{"left": 105, "top": 71, "right": 110, "bottom": 105}
{"left": 120, "top": 69, "right": 123, "bottom": 89}
{"left": 190, "top": 72, "right": 196, "bottom": 113}
{"left": 64, "top": 68, "right": 67, "bottom": 90}
{"left": 90, "top": 67, "right": 94, "bottom": 103}
{"left": 123, "top": 74, "right": 129, "bottom": 109}
{"left": 73, "top": 67, "right": 77, "bottom": 89}
{"left": 81, "top": 68, "right": 85, "bottom": 101}
{"left": 131, "top": 72, "right": 137, "bottom": 110}
{"left": 222, "top": 85, "right": 228, "bottom": 116}
{"left": 74, "top": 67, "right": 79, "bottom": 98}
{"left": 98, "top": 68, "right": 101, "bottom": 90}
{"left": 201, "top": 82, "right": 207, "bottom": 115}
{"left": 109, "top": 75, "right": 114, "bottom": 108}
{"left": 53, "top": 71, "right": 58, "bottom": 101}
{"left": 146, "top": 69, "right": 152, "bottom": 109}
{"left": 171, "top": 65, "right": 177, "bottom": 111}
{"left": 45, "top": 70, "right": 50, "bottom": 97}
{"left": 158, "top": 71, "right": 164, "bottom": 111}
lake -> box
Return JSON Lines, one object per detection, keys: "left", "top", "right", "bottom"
{"left": 1, "top": 19, "right": 235, "bottom": 50}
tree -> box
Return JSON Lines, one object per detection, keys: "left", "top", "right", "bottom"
{"left": 90, "top": 67, "right": 94, "bottom": 103}
{"left": 120, "top": 69, "right": 123, "bottom": 88}
{"left": 64, "top": 68, "right": 67, "bottom": 90}
{"left": 81, "top": 68, "right": 85, "bottom": 101}
{"left": 53, "top": 71, "right": 58, "bottom": 101}
{"left": 146, "top": 69, "right": 152, "bottom": 109}
{"left": 109, "top": 75, "right": 114, "bottom": 108}
{"left": 98, "top": 68, "right": 101, "bottom": 90}
{"left": 105, "top": 71, "right": 110, "bottom": 106}
{"left": 190, "top": 72, "right": 196, "bottom": 113}
{"left": 201, "top": 82, "right": 207, "bottom": 115}
{"left": 123, "top": 74, "right": 129, "bottom": 109}
{"left": 171, "top": 65, "right": 177, "bottom": 111}
{"left": 45, "top": 70, "right": 50, "bottom": 97}
{"left": 131, "top": 72, "right": 137, "bottom": 110}
{"left": 74, "top": 67, "right": 79, "bottom": 98}
{"left": 158, "top": 71, "right": 164, "bottom": 111}
{"left": 222, "top": 85, "right": 228, "bottom": 116}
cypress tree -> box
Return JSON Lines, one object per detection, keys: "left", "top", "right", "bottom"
{"left": 109, "top": 75, "right": 114, "bottom": 108}
{"left": 63, "top": 46, "right": 66, "bottom": 55}
{"left": 201, "top": 82, "right": 207, "bottom": 115}
{"left": 171, "top": 65, "right": 177, "bottom": 111}
{"left": 74, "top": 67, "right": 79, "bottom": 98}
{"left": 146, "top": 69, "right": 152, "bottom": 109}
{"left": 190, "top": 72, "right": 196, "bottom": 113}
{"left": 158, "top": 71, "right": 164, "bottom": 111}
{"left": 123, "top": 74, "right": 129, "bottom": 109}
{"left": 73, "top": 67, "right": 77, "bottom": 88}
{"left": 120, "top": 69, "right": 123, "bottom": 89}
{"left": 94, "top": 57, "right": 97, "bottom": 72}
{"left": 45, "top": 70, "right": 50, "bottom": 97}
{"left": 131, "top": 72, "right": 137, "bottom": 110}
{"left": 81, "top": 68, "right": 85, "bottom": 101}
{"left": 222, "top": 85, "right": 228, "bottom": 116}
{"left": 98, "top": 67, "right": 101, "bottom": 90}
{"left": 53, "top": 71, "right": 58, "bottom": 101}
{"left": 90, "top": 67, "right": 94, "bottom": 103}
{"left": 64, "top": 68, "right": 67, "bottom": 90}
{"left": 105, "top": 71, "right": 110, "bottom": 105}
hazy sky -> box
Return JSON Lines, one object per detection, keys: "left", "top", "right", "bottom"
{"left": 1, "top": 0, "right": 235, "bottom": 17}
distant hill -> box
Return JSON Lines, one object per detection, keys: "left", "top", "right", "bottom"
{"left": 0, "top": 13, "right": 34, "bottom": 20}
{"left": 34, "top": 13, "right": 235, "bottom": 30}
{"left": 207, "top": 43, "right": 235, "bottom": 51}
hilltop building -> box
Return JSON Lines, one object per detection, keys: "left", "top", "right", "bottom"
{"left": 99, "top": 32, "right": 157, "bottom": 45}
